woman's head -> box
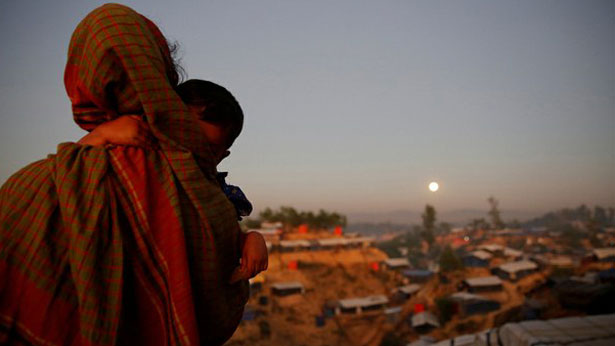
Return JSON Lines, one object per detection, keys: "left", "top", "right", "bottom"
{"left": 65, "top": 5, "right": 178, "bottom": 130}
{"left": 64, "top": 4, "right": 211, "bottom": 165}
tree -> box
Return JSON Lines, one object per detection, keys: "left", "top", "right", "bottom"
{"left": 421, "top": 204, "right": 436, "bottom": 247}
{"left": 438, "top": 222, "right": 452, "bottom": 235}
{"left": 468, "top": 218, "right": 489, "bottom": 231}
{"left": 258, "top": 206, "right": 347, "bottom": 230}
{"left": 576, "top": 204, "right": 591, "bottom": 221}
{"left": 507, "top": 219, "right": 521, "bottom": 229}
{"left": 279, "top": 206, "right": 301, "bottom": 226}
{"left": 560, "top": 224, "right": 582, "bottom": 248}
{"left": 242, "top": 218, "right": 261, "bottom": 229}
{"left": 593, "top": 206, "right": 608, "bottom": 226}
{"left": 487, "top": 196, "right": 505, "bottom": 229}
{"left": 259, "top": 207, "right": 275, "bottom": 222}
{"left": 439, "top": 245, "right": 463, "bottom": 272}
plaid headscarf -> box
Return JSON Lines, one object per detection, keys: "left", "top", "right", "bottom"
{"left": 0, "top": 4, "right": 248, "bottom": 346}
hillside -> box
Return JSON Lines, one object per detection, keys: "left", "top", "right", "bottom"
{"left": 227, "top": 247, "right": 394, "bottom": 346}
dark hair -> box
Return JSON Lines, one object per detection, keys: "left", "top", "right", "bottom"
{"left": 166, "top": 40, "right": 186, "bottom": 85}
{"left": 176, "top": 79, "right": 244, "bottom": 148}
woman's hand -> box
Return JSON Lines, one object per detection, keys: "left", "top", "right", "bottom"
{"left": 78, "top": 115, "right": 156, "bottom": 148}
{"left": 229, "top": 231, "right": 269, "bottom": 283}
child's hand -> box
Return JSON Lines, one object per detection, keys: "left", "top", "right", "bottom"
{"left": 78, "top": 115, "right": 156, "bottom": 148}
{"left": 229, "top": 232, "right": 268, "bottom": 283}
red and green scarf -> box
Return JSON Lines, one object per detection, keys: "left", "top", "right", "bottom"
{"left": 0, "top": 4, "right": 247, "bottom": 345}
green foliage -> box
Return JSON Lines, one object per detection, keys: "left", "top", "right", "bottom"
{"left": 376, "top": 236, "right": 403, "bottom": 258}
{"left": 258, "top": 206, "right": 347, "bottom": 229}
{"left": 487, "top": 196, "right": 505, "bottom": 229}
{"left": 439, "top": 245, "right": 464, "bottom": 272}
{"left": 560, "top": 224, "right": 582, "bottom": 248}
{"left": 376, "top": 230, "right": 424, "bottom": 265}
{"left": 593, "top": 206, "right": 608, "bottom": 225}
{"left": 421, "top": 204, "right": 436, "bottom": 246}
{"left": 468, "top": 217, "right": 490, "bottom": 231}
{"left": 437, "top": 222, "right": 452, "bottom": 235}
{"left": 525, "top": 204, "right": 615, "bottom": 228}
{"left": 241, "top": 218, "right": 262, "bottom": 229}
{"left": 507, "top": 219, "right": 521, "bottom": 229}
{"left": 435, "top": 296, "right": 456, "bottom": 324}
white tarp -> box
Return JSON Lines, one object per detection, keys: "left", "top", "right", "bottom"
{"left": 433, "top": 314, "right": 615, "bottom": 346}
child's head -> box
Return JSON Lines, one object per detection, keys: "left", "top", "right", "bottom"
{"left": 176, "top": 79, "right": 244, "bottom": 163}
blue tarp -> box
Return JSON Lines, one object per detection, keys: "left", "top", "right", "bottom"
{"left": 402, "top": 269, "right": 433, "bottom": 277}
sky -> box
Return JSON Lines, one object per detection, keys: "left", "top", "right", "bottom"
{"left": 0, "top": 0, "right": 613, "bottom": 219}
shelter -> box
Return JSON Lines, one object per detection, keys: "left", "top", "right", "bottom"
{"left": 279, "top": 239, "right": 312, "bottom": 252}
{"left": 521, "top": 298, "right": 546, "bottom": 320}
{"left": 503, "top": 247, "right": 523, "bottom": 260}
{"left": 554, "top": 279, "right": 615, "bottom": 314}
{"left": 493, "top": 228, "right": 524, "bottom": 236}
{"left": 249, "top": 274, "right": 266, "bottom": 295}
{"left": 592, "top": 248, "right": 615, "bottom": 262}
{"left": 261, "top": 221, "right": 283, "bottom": 229}
{"left": 432, "top": 313, "right": 615, "bottom": 346}
{"left": 479, "top": 244, "right": 504, "bottom": 255}
{"left": 346, "top": 236, "right": 375, "bottom": 248}
{"left": 336, "top": 295, "right": 388, "bottom": 315}
{"left": 450, "top": 292, "right": 501, "bottom": 316}
{"left": 548, "top": 256, "right": 574, "bottom": 269}
{"left": 499, "top": 314, "right": 615, "bottom": 346}
{"left": 462, "top": 276, "right": 503, "bottom": 293}
{"left": 394, "top": 284, "right": 421, "bottom": 300}
{"left": 322, "top": 300, "right": 338, "bottom": 318}
{"left": 407, "top": 336, "right": 437, "bottom": 346}
{"left": 432, "top": 334, "right": 482, "bottom": 346}
{"left": 402, "top": 269, "right": 434, "bottom": 283}
{"left": 463, "top": 250, "right": 492, "bottom": 267}
{"left": 493, "top": 260, "right": 538, "bottom": 281}
{"left": 249, "top": 228, "right": 281, "bottom": 242}
{"left": 384, "top": 306, "right": 402, "bottom": 323}
{"left": 411, "top": 311, "right": 440, "bottom": 334}
{"left": 271, "top": 281, "right": 305, "bottom": 297}
{"left": 241, "top": 305, "right": 263, "bottom": 321}
{"left": 382, "top": 258, "right": 411, "bottom": 270}
{"left": 316, "top": 238, "right": 349, "bottom": 250}
{"left": 570, "top": 272, "right": 598, "bottom": 284}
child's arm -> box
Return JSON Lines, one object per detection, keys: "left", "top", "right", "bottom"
{"left": 78, "top": 115, "right": 155, "bottom": 148}
{"left": 229, "top": 231, "right": 268, "bottom": 283}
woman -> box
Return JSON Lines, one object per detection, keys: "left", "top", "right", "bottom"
{"left": 0, "top": 4, "right": 247, "bottom": 345}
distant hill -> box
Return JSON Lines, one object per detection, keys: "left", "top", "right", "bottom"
{"left": 522, "top": 205, "right": 614, "bottom": 228}
{"left": 345, "top": 222, "right": 416, "bottom": 237}
{"left": 347, "top": 209, "right": 541, "bottom": 226}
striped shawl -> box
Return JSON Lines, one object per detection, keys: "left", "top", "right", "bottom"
{"left": 0, "top": 4, "right": 248, "bottom": 346}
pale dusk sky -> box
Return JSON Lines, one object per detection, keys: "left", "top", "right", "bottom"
{"left": 1, "top": 0, "right": 613, "bottom": 218}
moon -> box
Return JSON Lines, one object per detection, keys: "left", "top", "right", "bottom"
{"left": 428, "top": 182, "right": 439, "bottom": 192}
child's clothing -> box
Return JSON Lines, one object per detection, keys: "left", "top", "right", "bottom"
{"left": 217, "top": 172, "right": 253, "bottom": 220}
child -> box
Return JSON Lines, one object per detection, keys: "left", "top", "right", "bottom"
{"left": 78, "top": 79, "right": 267, "bottom": 282}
